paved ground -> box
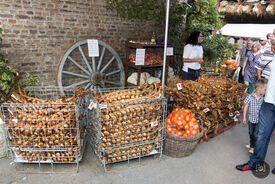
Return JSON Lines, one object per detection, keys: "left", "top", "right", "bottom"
{"left": 0, "top": 123, "right": 275, "bottom": 184}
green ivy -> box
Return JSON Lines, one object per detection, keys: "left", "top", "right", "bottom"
{"left": 0, "top": 28, "right": 38, "bottom": 104}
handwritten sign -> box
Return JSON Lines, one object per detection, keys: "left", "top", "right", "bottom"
{"left": 87, "top": 39, "right": 99, "bottom": 57}
{"left": 135, "top": 49, "right": 145, "bottom": 65}
{"left": 167, "top": 47, "right": 173, "bottom": 56}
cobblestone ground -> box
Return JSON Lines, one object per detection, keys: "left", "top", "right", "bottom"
{"left": 1, "top": 124, "right": 275, "bottom": 184}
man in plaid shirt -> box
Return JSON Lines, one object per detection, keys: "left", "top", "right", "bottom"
{"left": 242, "top": 79, "right": 267, "bottom": 154}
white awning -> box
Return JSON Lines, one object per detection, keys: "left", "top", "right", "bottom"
{"left": 219, "top": 24, "right": 275, "bottom": 39}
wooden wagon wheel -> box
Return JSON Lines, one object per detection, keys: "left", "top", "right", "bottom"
{"left": 57, "top": 40, "right": 125, "bottom": 94}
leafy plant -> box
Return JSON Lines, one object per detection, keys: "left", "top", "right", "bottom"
{"left": 202, "top": 34, "right": 239, "bottom": 67}
{"left": 186, "top": 0, "right": 223, "bottom": 37}
{"left": 0, "top": 28, "right": 18, "bottom": 103}
{"left": 0, "top": 28, "right": 38, "bottom": 103}
{"left": 20, "top": 73, "right": 38, "bottom": 89}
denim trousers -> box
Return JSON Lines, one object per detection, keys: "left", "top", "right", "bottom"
{"left": 248, "top": 102, "right": 275, "bottom": 166}
{"left": 248, "top": 121, "right": 259, "bottom": 148}
{"left": 182, "top": 69, "right": 200, "bottom": 81}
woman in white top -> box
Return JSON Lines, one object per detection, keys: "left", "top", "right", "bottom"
{"left": 182, "top": 31, "right": 204, "bottom": 80}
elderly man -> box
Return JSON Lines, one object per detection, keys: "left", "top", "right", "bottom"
{"left": 236, "top": 41, "right": 275, "bottom": 174}
{"left": 255, "top": 42, "right": 274, "bottom": 80}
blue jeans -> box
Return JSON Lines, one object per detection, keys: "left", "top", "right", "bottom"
{"left": 248, "top": 102, "right": 275, "bottom": 166}
{"left": 182, "top": 69, "right": 200, "bottom": 81}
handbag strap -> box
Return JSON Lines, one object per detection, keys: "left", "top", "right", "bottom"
{"left": 263, "top": 60, "right": 272, "bottom": 71}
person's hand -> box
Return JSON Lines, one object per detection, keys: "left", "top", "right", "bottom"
{"left": 242, "top": 70, "right": 245, "bottom": 76}
{"left": 242, "top": 117, "right": 247, "bottom": 124}
{"left": 198, "top": 59, "right": 204, "bottom": 64}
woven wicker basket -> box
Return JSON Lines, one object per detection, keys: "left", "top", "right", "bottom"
{"left": 163, "top": 127, "right": 204, "bottom": 158}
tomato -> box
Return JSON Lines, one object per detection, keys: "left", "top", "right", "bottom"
{"left": 191, "top": 130, "right": 197, "bottom": 136}
{"left": 166, "top": 118, "right": 171, "bottom": 125}
{"left": 171, "top": 127, "right": 178, "bottom": 135}
{"left": 166, "top": 127, "right": 172, "bottom": 133}
{"left": 176, "top": 131, "right": 183, "bottom": 136}
{"left": 184, "top": 114, "right": 190, "bottom": 122}
{"left": 177, "top": 120, "right": 184, "bottom": 127}
{"left": 184, "top": 124, "right": 189, "bottom": 130}
{"left": 190, "top": 117, "right": 197, "bottom": 122}
{"left": 193, "top": 124, "right": 199, "bottom": 130}
{"left": 189, "top": 113, "right": 195, "bottom": 119}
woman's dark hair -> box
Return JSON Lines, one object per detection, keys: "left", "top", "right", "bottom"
{"left": 186, "top": 31, "right": 201, "bottom": 45}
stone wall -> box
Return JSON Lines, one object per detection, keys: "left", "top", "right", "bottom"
{"left": 0, "top": 0, "right": 160, "bottom": 86}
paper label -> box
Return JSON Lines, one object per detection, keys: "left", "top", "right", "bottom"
{"left": 88, "top": 100, "right": 97, "bottom": 110}
{"left": 135, "top": 49, "right": 145, "bottom": 65}
{"left": 157, "top": 92, "right": 162, "bottom": 98}
{"left": 203, "top": 108, "right": 210, "bottom": 113}
{"left": 11, "top": 94, "right": 18, "bottom": 101}
{"left": 167, "top": 47, "right": 173, "bottom": 56}
{"left": 87, "top": 39, "right": 99, "bottom": 57}
{"left": 227, "top": 98, "right": 230, "bottom": 102}
{"left": 176, "top": 83, "right": 182, "bottom": 90}
{"left": 99, "top": 103, "right": 107, "bottom": 109}
{"left": 0, "top": 118, "right": 3, "bottom": 125}
{"left": 151, "top": 121, "right": 158, "bottom": 127}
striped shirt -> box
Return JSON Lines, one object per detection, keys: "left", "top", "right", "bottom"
{"left": 244, "top": 93, "right": 264, "bottom": 124}
{"left": 255, "top": 50, "right": 274, "bottom": 80}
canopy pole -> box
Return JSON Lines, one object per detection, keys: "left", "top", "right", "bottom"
{"left": 162, "top": 0, "right": 170, "bottom": 95}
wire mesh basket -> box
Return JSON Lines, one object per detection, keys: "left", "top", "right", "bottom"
{"left": 87, "top": 87, "right": 167, "bottom": 170}
{"left": 0, "top": 86, "right": 88, "bottom": 172}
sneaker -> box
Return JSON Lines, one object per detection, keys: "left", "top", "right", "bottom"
{"left": 249, "top": 148, "right": 254, "bottom": 154}
{"left": 245, "top": 145, "right": 251, "bottom": 149}
{"left": 236, "top": 163, "right": 254, "bottom": 171}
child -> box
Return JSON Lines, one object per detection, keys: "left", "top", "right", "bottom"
{"left": 242, "top": 78, "right": 267, "bottom": 154}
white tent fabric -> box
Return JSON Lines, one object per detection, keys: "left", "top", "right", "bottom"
{"left": 220, "top": 24, "right": 275, "bottom": 39}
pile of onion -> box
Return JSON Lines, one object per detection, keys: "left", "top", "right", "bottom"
{"left": 166, "top": 108, "right": 200, "bottom": 137}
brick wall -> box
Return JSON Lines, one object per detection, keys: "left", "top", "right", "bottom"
{"left": 0, "top": 0, "right": 161, "bottom": 86}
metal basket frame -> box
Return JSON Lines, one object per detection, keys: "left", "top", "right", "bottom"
{"left": 0, "top": 86, "right": 88, "bottom": 173}
{"left": 87, "top": 87, "right": 167, "bottom": 171}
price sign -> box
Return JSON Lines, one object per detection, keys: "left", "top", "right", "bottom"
{"left": 99, "top": 103, "right": 108, "bottom": 109}
{"left": 151, "top": 121, "right": 158, "bottom": 127}
{"left": 203, "top": 108, "right": 210, "bottom": 113}
{"left": 135, "top": 49, "right": 145, "bottom": 65}
{"left": 176, "top": 83, "right": 182, "bottom": 90}
{"left": 88, "top": 100, "right": 97, "bottom": 110}
{"left": 167, "top": 47, "right": 173, "bottom": 56}
{"left": 87, "top": 39, "right": 99, "bottom": 57}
